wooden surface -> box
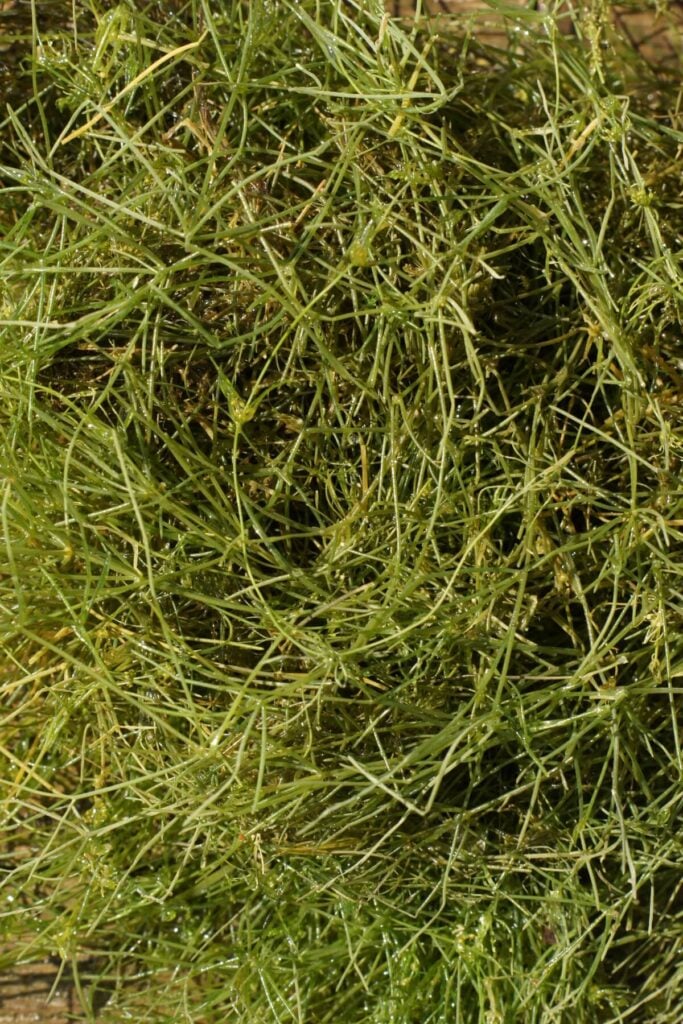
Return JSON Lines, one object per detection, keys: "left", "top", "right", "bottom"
{"left": 390, "top": 1, "right": 683, "bottom": 62}
{"left": 0, "top": 964, "right": 72, "bottom": 1024}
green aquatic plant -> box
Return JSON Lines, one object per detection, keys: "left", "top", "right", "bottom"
{"left": 1, "top": 1, "right": 683, "bottom": 1021}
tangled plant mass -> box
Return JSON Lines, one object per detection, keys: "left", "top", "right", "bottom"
{"left": 1, "top": 1, "right": 683, "bottom": 1021}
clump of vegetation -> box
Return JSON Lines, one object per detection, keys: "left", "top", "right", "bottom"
{"left": 1, "top": 1, "right": 682, "bottom": 1020}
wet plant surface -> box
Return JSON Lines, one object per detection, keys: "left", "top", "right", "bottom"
{"left": 1, "top": 1, "right": 683, "bottom": 1021}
